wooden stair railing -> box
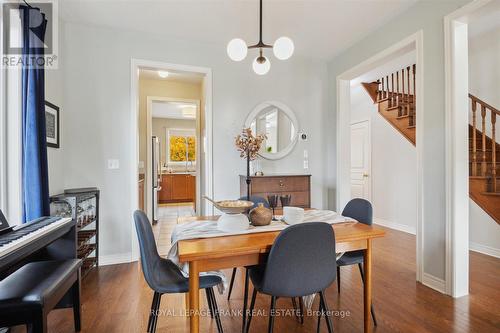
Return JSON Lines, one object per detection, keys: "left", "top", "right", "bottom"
{"left": 362, "top": 68, "right": 500, "bottom": 224}
{"left": 362, "top": 64, "right": 416, "bottom": 145}
{"left": 468, "top": 94, "right": 500, "bottom": 225}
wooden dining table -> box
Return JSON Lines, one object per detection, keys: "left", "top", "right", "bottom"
{"left": 177, "top": 215, "right": 385, "bottom": 333}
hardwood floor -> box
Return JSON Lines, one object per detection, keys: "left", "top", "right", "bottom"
{"left": 12, "top": 227, "right": 500, "bottom": 332}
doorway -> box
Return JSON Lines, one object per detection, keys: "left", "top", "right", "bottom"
{"left": 337, "top": 31, "right": 424, "bottom": 284}
{"left": 350, "top": 120, "right": 371, "bottom": 201}
{"left": 148, "top": 98, "right": 201, "bottom": 221}
{"left": 444, "top": 0, "right": 499, "bottom": 297}
{"left": 130, "top": 59, "right": 213, "bottom": 260}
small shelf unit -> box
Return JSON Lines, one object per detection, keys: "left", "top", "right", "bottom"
{"left": 50, "top": 188, "right": 100, "bottom": 279}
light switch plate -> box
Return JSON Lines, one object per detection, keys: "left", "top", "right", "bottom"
{"left": 108, "top": 159, "right": 120, "bottom": 169}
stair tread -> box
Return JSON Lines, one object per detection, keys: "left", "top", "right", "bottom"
{"left": 469, "top": 161, "right": 500, "bottom": 164}
{"left": 470, "top": 176, "right": 500, "bottom": 180}
{"left": 386, "top": 105, "right": 401, "bottom": 111}
{"left": 481, "top": 192, "right": 500, "bottom": 197}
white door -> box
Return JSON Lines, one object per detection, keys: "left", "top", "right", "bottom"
{"left": 350, "top": 121, "right": 371, "bottom": 200}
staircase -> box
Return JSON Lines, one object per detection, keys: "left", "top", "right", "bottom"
{"left": 362, "top": 64, "right": 416, "bottom": 145}
{"left": 362, "top": 67, "right": 500, "bottom": 225}
{"left": 468, "top": 94, "right": 500, "bottom": 224}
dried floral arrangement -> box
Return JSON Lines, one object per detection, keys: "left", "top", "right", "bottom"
{"left": 235, "top": 128, "right": 267, "bottom": 160}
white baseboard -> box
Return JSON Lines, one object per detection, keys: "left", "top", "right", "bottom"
{"left": 99, "top": 252, "right": 137, "bottom": 266}
{"left": 421, "top": 273, "right": 446, "bottom": 294}
{"left": 470, "top": 242, "right": 500, "bottom": 259}
{"left": 373, "top": 217, "right": 416, "bottom": 235}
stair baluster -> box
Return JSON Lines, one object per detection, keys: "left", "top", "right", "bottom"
{"left": 381, "top": 77, "right": 385, "bottom": 99}
{"left": 377, "top": 80, "right": 381, "bottom": 101}
{"left": 401, "top": 68, "right": 406, "bottom": 116}
{"left": 391, "top": 73, "right": 395, "bottom": 108}
{"left": 386, "top": 75, "right": 389, "bottom": 101}
{"left": 411, "top": 64, "right": 416, "bottom": 127}
{"left": 406, "top": 66, "right": 411, "bottom": 117}
{"left": 396, "top": 71, "right": 400, "bottom": 107}
{"left": 492, "top": 112, "right": 497, "bottom": 192}
{"left": 481, "top": 105, "right": 487, "bottom": 175}
{"left": 471, "top": 100, "right": 477, "bottom": 176}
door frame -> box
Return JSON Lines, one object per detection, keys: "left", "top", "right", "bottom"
{"left": 444, "top": 0, "right": 493, "bottom": 298}
{"left": 146, "top": 96, "right": 202, "bottom": 217}
{"left": 130, "top": 59, "right": 213, "bottom": 262}
{"left": 336, "top": 31, "right": 425, "bottom": 284}
{"left": 350, "top": 119, "right": 372, "bottom": 202}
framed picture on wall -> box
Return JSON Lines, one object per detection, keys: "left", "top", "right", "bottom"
{"left": 45, "top": 101, "right": 60, "bottom": 148}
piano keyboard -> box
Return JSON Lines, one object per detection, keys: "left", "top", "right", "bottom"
{"left": 0, "top": 217, "right": 73, "bottom": 258}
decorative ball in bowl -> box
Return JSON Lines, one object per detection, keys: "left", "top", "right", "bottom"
{"left": 205, "top": 197, "right": 254, "bottom": 214}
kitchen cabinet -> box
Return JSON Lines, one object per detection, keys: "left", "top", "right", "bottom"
{"left": 159, "top": 174, "right": 196, "bottom": 204}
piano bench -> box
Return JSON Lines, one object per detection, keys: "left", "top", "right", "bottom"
{"left": 0, "top": 259, "right": 82, "bottom": 333}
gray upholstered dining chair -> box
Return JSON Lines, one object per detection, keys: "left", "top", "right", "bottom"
{"left": 336, "top": 198, "right": 378, "bottom": 326}
{"left": 245, "top": 222, "right": 337, "bottom": 333}
{"left": 134, "top": 210, "right": 224, "bottom": 333}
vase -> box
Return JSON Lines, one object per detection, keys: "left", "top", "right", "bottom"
{"left": 249, "top": 203, "right": 272, "bottom": 226}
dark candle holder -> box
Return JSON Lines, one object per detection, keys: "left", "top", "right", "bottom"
{"left": 267, "top": 195, "right": 278, "bottom": 220}
{"left": 280, "top": 194, "right": 292, "bottom": 208}
{"left": 246, "top": 152, "right": 251, "bottom": 200}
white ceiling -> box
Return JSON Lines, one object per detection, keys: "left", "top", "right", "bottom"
{"left": 468, "top": 0, "right": 500, "bottom": 38}
{"left": 351, "top": 48, "right": 416, "bottom": 85}
{"left": 152, "top": 101, "right": 198, "bottom": 120}
{"left": 139, "top": 68, "right": 204, "bottom": 84}
{"left": 59, "top": 0, "right": 417, "bottom": 60}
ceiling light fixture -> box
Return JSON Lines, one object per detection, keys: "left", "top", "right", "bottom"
{"left": 158, "top": 70, "right": 169, "bottom": 78}
{"left": 227, "top": 0, "right": 294, "bottom": 75}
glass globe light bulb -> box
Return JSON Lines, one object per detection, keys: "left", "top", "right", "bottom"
{"left": 252, "top": 56, "right": 271, "bottom": 75}
{"left": 273, "top": 37, "right": 294, "bottom": 60}
{"left": 227, "top": 38, "right": 248, "bottom": 61}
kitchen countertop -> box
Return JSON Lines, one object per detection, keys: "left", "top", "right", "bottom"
{"left": 162, "top": 172, "right": 196, "bottom": 175}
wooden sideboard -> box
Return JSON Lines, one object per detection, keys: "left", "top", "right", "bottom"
{"left": 159, "top": 173, "right": 196, "bottom": 204}
{"left": 239, "top": 174, "right": 311, "bottom": 208}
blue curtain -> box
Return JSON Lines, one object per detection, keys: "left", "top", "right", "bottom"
{"left": 20, "top": 5, "right": 50, "bottom": 222}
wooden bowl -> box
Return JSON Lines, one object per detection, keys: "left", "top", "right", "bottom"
{"left": 206, "top": 197, "right": 254, "bottom": 214}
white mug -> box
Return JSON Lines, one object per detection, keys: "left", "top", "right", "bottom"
{"left": 282, "top": 206, "right": 305, "bottom": 225}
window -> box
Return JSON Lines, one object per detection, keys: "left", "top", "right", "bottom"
{"left": 167, "top": 129, "right": 196, "bottom": 163}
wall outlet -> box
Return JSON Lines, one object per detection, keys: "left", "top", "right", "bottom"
{"left": 303, "top": 160, "right": 309, "bottom": 169}
{"left": 108, "top": 159, "right": 120, "bottom": 169}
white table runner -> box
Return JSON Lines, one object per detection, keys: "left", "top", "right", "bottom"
{"left": 167, "top": 210, "right": 353, "bottom": 305}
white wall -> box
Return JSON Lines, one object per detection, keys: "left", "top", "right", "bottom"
{"left": 350, "top": 83, "right": 417, "bottom": 233}
{"left": 326, "top": 0, "right": 470, "bottom": 282}
{"left": 469, "top": 27, "right": 500, "bottom": 109}
{"left": 469, "top": 200, "right": 500, "bottom": 258}
{"left": 58, "top": 22, "right": 328, "bottom": 260}
{"left": 467, "top": 25, "right": 500, "bottom": 256}
{"left": 468, "top": 26, "right": 500, "bottom": 143}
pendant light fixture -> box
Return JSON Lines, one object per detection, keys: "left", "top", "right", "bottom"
{"left": 227, "top": 0, "right": 294, "bottom": 75}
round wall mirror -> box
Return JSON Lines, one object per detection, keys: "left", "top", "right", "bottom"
{"left": 244, "top": 101, "right": 299, "bottom": 160}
